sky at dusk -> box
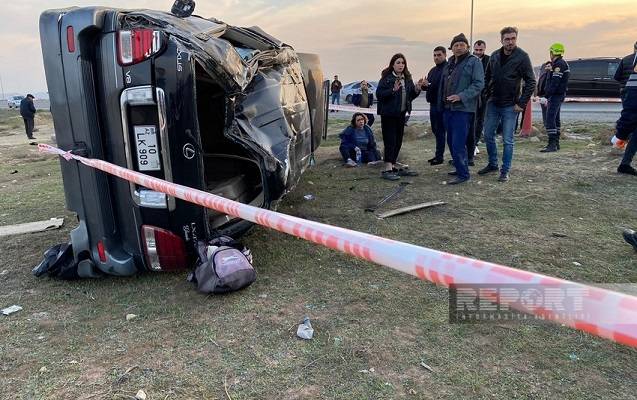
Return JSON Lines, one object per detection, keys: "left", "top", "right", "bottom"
{"left": 0, "top": 0, "right": 635, "bottom": 95}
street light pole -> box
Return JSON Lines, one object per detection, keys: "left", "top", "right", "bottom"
{"left": 470, "top": 0, "right": 474, "bottom": 46}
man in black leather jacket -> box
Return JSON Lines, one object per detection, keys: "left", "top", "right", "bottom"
{"left": 478, "top": 27, "right": 536, "bottom": 183}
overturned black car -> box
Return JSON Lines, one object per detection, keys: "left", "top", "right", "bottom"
{"left": 39, "top": 5, "right": 328, "bottom": 276}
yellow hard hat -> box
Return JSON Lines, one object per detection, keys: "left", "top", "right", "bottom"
{"left": 550, "top": 43, "right": 565, "bottom": 55}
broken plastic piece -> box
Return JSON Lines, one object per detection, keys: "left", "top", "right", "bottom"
{"left": 0, "top": 217, "right": 64, "bottom": 237}
{"left": 296, "top": 316, "right": 314, "bottom": 340}
{"left": 2, "top": 305, "right": 23, "bottom": 316}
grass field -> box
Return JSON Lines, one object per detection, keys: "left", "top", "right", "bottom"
{"left": 0, "top": 113, "right": 636, "bottom": 399}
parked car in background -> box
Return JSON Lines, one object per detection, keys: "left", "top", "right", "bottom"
{"left": 7, "top": 95, "right": 25, "bottom": 109}
{"left": 341, "top": 81, "right": 377, "bottom": 103}
{"left": 40, "top": 5, "right": 327, "bottom": 276}
{"left": 566, "top": 58, "right": 621, "bottom": 98}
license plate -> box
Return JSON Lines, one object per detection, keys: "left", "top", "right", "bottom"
{"left": 134, "top": 125, "right": 161, "bottom": 171}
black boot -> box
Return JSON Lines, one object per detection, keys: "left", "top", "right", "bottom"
{"left": 623, "top": 229, "right": 637, "bottom": 251}
{"left": 540, "top": 136, "right": 558, "bottom": 153}
{"left": 556, "top": 133, "right": 561, "bottom": 150}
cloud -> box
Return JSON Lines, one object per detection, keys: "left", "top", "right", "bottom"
{"left": 349, "top": 35, "right": 429, "bottom": 48}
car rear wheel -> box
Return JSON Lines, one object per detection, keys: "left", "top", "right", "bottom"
{"left": 345, "top": 94, "right": 352, "bottom": 103}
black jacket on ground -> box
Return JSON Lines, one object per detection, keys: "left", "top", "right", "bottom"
{"left": 614, "top": 53, "right": 637, "bottom": 91}
{"left": 375, "top": 73, "right": 420, "bottom": 116}
{"left": 20, "top": 98, "right": 36, "bottom": 119}
{"left": 485, "top": 47, "right": 536, "bottom": 108}
{"left": 424, "top": 61, "right": 447, "bottom": 105}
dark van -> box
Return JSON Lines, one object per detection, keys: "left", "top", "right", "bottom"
{"left": 566, "top": 58, "right": 621, "bottom": 98}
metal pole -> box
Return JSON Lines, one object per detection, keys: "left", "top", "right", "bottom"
{"left": 470, "top": 0, "right": 474, "bottom": 46}
{"left": 0, "top": 72, "right": 5, "bottom": 101}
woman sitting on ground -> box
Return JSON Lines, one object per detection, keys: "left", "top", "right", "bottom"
{"left": 339, "top": 112, "right": 382, "bottom": 167}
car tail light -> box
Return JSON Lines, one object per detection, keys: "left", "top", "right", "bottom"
{"left": 118, "top": 29, "right": 162, "bottom": 65}
{"left": 66, "top": 26, "right": 75, "bottom": 53}
{"left": 97, "top": 240, "right": 107, "bottom": 263}
{"left": 142, "top": 225, "right": 188, "bottom": 271}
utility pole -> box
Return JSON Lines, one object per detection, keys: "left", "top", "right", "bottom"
{"left": 470, "top": 0, "right": 474, "bottom": 46}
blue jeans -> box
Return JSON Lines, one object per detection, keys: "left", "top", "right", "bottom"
{"left": 443, "top": 110, "right": 472, "bottom": 180}
{"left": 484, "top": 102, "right": 519, "bottom": 173}
{"left": 331, "top": 92, "right": 340, "bottom": 105}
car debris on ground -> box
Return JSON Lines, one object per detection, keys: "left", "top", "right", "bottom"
{"left": 0, "top": 217, "right": 64, "bottom": 237}
{"left": 1, "top": 305, "right": 23, "bottom": 316}
{"left": 377, "top": 201, "right": 446, "bottom": 219}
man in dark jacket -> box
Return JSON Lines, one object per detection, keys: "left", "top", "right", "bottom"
{"left": 421, "top": 46, "right": 448, "bottom": 165}
{"left": 478, "top": 26, "right": 536, "bottom": 182}
{"left": 540, "top": 43, "right": 570, "bottom": 153}
{"left": 469, "top": 40, "right": 490, "bottom": 160}
{"left": 330, "top": 75, "right": 342, "bottom": 109}
{"left": 440, "top": 33, "right": 484, "bottom": 184}
{"left": 19, "top": 94, "right": 37, "bottom": 140}
{"left": 614, "top": 41, "right": 637, "bottom": 104}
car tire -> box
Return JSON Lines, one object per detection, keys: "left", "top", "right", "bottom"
{"left": 345, "top": 95, "right": 352, "bottom": 104}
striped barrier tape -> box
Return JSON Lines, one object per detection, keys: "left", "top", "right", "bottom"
{"left": 39, "top": 143, "right": 637, "bottom": 348}
{"left": 328, "top": 103, "right": 429, "bottom": 116}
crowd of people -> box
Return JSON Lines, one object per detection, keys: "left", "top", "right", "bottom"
{"left": 336, "top": 27, "right": 637, "bottom": 184}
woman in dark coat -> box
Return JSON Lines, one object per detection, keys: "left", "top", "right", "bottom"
{"left": 376, "top": 53, "right": 423, "bottom": 180}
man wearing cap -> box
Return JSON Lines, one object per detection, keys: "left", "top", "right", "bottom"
{"left": 19, "top": 94, "right": 37, "bottom": 140}
{"left": 479, "top": 27, "right": 536, "bottom": 182}
{"left": 614, "top": 41, "right": 637, "bottom": 104}
{"left": 540, "top": 43, "right": 570, "bottom": 153}
{"left": 613, "top": 41, "right": 637, "bottom": 176}
{"left": 439, "top": 33, "right": 484, "bottom": 184}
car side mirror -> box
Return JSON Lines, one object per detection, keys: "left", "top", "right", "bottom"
{"left": 171, "top": 0, "right": 195, "bottom": 18}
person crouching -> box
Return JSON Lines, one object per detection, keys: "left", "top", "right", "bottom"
{"left": 339, "top": 113, "right": 382, "bottom": 167}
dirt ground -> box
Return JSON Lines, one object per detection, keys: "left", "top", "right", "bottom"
{"left": 0, "top": 112, "right": 636, "bottom": 399}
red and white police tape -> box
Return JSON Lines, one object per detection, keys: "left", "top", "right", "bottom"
{"left": 39, "top": 143, "right": 637, "bottom": 348}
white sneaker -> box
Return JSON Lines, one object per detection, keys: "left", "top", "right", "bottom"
{"left": 345, "top": 159, "right": 357, "bottom": 167}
